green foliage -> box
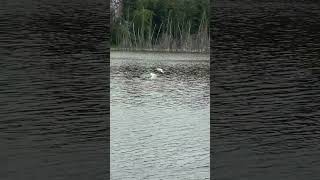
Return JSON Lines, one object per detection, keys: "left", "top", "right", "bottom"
{"left": 111, "top": 0, "right": 209, "bottom": 52}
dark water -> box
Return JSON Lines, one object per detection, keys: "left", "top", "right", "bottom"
{"left": 111, "top": 51, "right": 210, "bottom": 179}
{"left": 212, "top": 1, "right": 320, "bottom": 179}
{"left": 0, "top": 0, "right": 108, "bottom": 179}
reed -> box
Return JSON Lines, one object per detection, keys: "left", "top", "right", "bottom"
{"left": 111, "top": 0, "right": 209, "bottom": 53}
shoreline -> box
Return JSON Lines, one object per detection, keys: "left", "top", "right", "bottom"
{"left": 110, "top": 48, "right": 210, "bottom": 55}
{"left": 110, "top": 49, "right": 210, "bottom": 62}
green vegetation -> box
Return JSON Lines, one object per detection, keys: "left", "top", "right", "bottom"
{"left": 111, "top": 0, "right": 209, "bottom": 53}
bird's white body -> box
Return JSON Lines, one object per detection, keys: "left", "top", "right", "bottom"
{"left": 146, "top": 68, "right": 164, "bottom": 80}
{"left": 156, "top": 68, "right": 164, "bottom": 73}
{"left": 150, "top": 72, "right": 157, "bottom": 79}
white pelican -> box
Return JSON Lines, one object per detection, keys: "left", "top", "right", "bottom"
{"left": 149, "top": 68, "right": 164, "bottom": 79}
{"left": 156, "top": 68, "right": 164, "bottom": 73}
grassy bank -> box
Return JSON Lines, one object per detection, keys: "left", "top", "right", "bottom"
{"left": 111, "top": 0, "right": 209, "bottom": 53}
{"left": 110, "top": 47, "right": 210, "bottom": 54}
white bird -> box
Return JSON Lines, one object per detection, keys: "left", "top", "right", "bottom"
{"left": 156, "top": 68, "right": 164, "bottom": 73}
{"left": 150, "top": 72, "right": 157, "bottom": 79}
{"left": 149, "top": 68, "right": 164, "bottom": 80}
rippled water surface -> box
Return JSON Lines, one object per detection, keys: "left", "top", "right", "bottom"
{"left": 0, "top": 0, "right": 108, "bottom": 179}
{"left": 111, "top": 51, "right": 210, "bottom": 179}
{"left": 212, "top": 1, "right": 320, "bottom": 179}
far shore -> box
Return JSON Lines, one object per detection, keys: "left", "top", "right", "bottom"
{"left": 110, "top": 48, "right": 210, "bottom": 62}
{"left": 111, "top": 47, "right": 210, "bottom": 55}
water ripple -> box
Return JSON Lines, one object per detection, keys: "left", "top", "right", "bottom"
{"left": 212, "top": 1, "right": 320, "bottom": 179}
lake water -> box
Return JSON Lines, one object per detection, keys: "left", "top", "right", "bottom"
{"left": 111, "top": 51, "right": 210, "bottom": 179}
{"left": 0, "top": 0, "right": 108, "bottom": 179}
{"left": 212, "top": 1, "right": 320, "bottom": 179}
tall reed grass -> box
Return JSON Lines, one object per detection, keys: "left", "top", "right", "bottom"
{"left": 111, "top": 9, "right": 209, "bottom": 53}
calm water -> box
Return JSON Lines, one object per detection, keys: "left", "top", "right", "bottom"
{"left": 111, "top": 51, "right": 210, "bottom": 179}
{"left": 212, "top": 1, "right": 320, "bottom": 179}
{"left": 0, "top": 0, "right": 108, "bottom": 179}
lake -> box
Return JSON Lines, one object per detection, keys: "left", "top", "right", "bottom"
{"left": 0, "top": 0, "right": 108, "bottom": 179}
{"left": 212, "top": 1, "right": 320, "bottom": 179}
{"left": 111, "top": 51, "right": 210, "bottom": 179}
